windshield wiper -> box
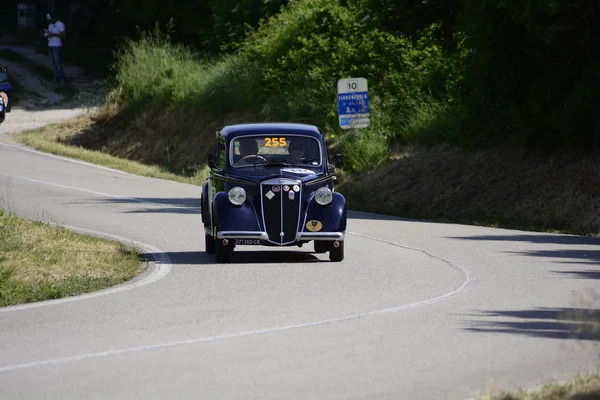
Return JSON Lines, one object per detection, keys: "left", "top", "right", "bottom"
{"left": 254, "top": 161, "right": 291, "bottom": 167}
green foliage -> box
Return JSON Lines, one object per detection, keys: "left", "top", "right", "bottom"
{"left": 335, "top": 128, "right": 389, "bottom": 173}
{"left": 457, "top": 0, "right": 600, "bottom": 150}
{"left": 240, "top": 0, "right": 458, "bottom": 162}
{"left": 111, "top": 0, "right": 462, "bottom": 172}
{"left": 110, "top": 0, "right": 600, "bottom": 173}
{"left": 112, "top": 28, "right": 263, "bottom": 115}
{"left": 209, "top": 0, "right": 289, "bottom": 51}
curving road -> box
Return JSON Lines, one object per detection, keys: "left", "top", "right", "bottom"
{"left": 0, "top": 141, "right": 598, "bottom": 400}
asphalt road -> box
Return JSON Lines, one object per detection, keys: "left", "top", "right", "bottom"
{"left": 0, "top": 142, "right": 598, "bottom": 400}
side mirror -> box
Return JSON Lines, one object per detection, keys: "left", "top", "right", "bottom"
{"left": 334, "top": 154, "right": 344, "bottom": 169}
{"left": 208, "top": 154, "right": 217, "bottom": 169}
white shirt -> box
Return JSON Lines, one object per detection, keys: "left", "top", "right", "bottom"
{"left": 48, "top": 21, "right": 65, "bottom": 47}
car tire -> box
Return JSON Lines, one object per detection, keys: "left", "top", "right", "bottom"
{"left": 215, "top": 238, "right": 233, "bottom": 263}
{"left": 314, "top": 240, "right": 330, "bottom": 253}
{"left": 329, "top": 241, "right": 344, "bottom": 262}
{"left": 205, "top": 232, "right": 215, "bottom": 254}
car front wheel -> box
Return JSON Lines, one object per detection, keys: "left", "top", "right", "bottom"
{"left": 205, "top": 232, "right": 215, "bottom": 254}
{"left": 215, "top": 238, "right": 234, "bottom": 263}
{"left": 329, "top": 241, "right": 344, "bottom": 262}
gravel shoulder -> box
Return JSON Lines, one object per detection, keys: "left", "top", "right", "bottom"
{"left": 0, "top": 45, "right": 106, "bottom": 140}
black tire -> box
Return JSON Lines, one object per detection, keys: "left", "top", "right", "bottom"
{"left": 329, "top": 241, "right": 344, "bottom": 262}
{"left": 215, "top": 238, "right": 233, "bottom": 263}
{"left": 314, "top": 240, "right": 330, "bottom": 253}
{"left": 205, "top": 232, "right": 215, "bottom": 254}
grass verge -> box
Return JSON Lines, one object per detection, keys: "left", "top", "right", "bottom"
{"left": 18, "top": 112, "right": 207, "bottom": 186}
{"left": 339, "top": 146, "right": 600, "bottom": 238}
{"left": 476, "top": 374, "right": 600, "bottom": 400}
{"left": 0, "top": 209, "right": 143, "bottom": 306}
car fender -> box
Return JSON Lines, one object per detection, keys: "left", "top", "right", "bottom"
{"left": 302, "top": 192, "right": 346, "bottom": 233}
{"left": 213, "top": 191, "right": 261, "bottom": 232}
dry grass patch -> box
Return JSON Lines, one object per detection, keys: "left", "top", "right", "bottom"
{"left": 17, "top": 103, "right": 258, "bottom": 187}
{"left": 341, "top": 146, "right": 600, "bottom": 237}
{"left": 0, "top": 210, "right": 143, "bottom": 306}
{"left": 18, "top": 109, "right": 208, "bottom": 186}
{"left": 476, "top": 374, "right": 600, "bottom": 400}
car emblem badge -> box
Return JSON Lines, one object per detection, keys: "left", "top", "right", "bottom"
{"left": 272, "top": 185, "right": 281, "bottom": 193}
{"left": 265, "top": 190, "right": 275, "bottom": 200}
{"left": 293, "top": 185, "right": 300, "bottom": 192}
{"left": 306, "top": 220, "right": 323, "bottom": 232}
{"left": 283, "top": 185, "right": 290, "bottom": 192}
{"left": 288, "top": 191, "right": 295, "bottom": 200}
{"left": 279, "top": 179, "right": 284, "bottom": 184}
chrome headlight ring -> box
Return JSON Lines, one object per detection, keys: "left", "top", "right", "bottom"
{"left": 228, "top": 186, "right": 246, "bottom": 206}
{"left": 315, "top": 187, "right": 333, "bottom": 206}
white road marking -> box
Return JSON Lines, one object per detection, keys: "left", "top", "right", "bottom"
{"left": 0, "top": 232, "right": 471, "bottom": 373}
{"left": 0, "top": 154, "right": 472, "bottom": 373}
{"left": 0, "top": 141, "right": 131, "bottom": 175}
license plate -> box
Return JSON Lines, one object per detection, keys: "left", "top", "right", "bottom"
{"left": 236, "top": 239, "right": 261, "bottom": 245}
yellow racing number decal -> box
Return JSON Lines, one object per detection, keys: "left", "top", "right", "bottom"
{"left": 264, "top": 138, "right": 287, "bottom": 147}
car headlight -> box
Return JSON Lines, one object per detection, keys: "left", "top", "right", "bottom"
{"left": 228, "top": 186, "right": 246, "bottom": 206}
{"left": 315, "top": 187, "right": 333, "bottom": 205}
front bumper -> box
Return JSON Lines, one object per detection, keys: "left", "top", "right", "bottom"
{"left": 216, "top": 231, "right": 344, "bottom": 242}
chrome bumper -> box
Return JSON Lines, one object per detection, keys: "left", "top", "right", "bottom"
{"left": 296, "top": 232, "right": 345, "bottom": 241}
{"left": 217, "top": 231, "right": 269, "bottom": 240}
{"left": 215, "top": 231, "right": 345, "bottom": 242}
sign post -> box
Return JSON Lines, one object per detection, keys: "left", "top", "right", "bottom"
{"left": 337, "top": 78, "right": 369, "bottom": 130}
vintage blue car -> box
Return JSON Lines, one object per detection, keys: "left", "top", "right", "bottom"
{"left": 201, "top": 123, "right": 347, "bottom": 263}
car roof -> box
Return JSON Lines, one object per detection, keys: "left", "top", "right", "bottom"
{"left": 219, "top": 123, "right": 323, "bottom": 140}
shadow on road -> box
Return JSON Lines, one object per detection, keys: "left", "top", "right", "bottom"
{"left": 507, "top": 249, "right": 600, "bottom": 265}
{"left": 449, "top": 234, "right": 600, "bottom": 246}
{"left": 554, "top": 270, "right": 600, "bottom": 280}
{"left": 90, "top": 197, "right": 202, "bottom": 214}
{"left": 450, "top": 233, "right": 600, "bottom": 269}
{"left": 463, "top": 308, "right": 600, "bottom": 341}
{"left": 142, "top": 250, "right": 323, "bottom": 265}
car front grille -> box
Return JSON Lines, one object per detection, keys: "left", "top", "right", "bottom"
{"left": 260, "top": 178, "right": 302, "bottom": 244}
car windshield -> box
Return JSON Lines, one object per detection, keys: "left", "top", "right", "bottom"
{"left": 0, "top": 71, "right": 8, "bottom": 83}
{"left": 230, "top": 135, "right": 321, "bottom": 168}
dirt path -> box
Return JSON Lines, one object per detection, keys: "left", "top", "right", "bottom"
{"left": 0, "top": 45, "right": 106, "bottom": 140}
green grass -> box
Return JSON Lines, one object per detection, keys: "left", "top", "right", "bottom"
{"left": 0, "top": 210, "right": 143, "bottom": 306}
{"left": 476, "top": 374, "right": 600, "bottom": 400}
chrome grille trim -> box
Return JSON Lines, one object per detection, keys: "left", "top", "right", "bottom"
{"left": 260, "top": 177, "right": 302, "bottom": 245}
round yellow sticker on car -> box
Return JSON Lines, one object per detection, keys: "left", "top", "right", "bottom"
{"left": 306, "top": 220, "right": 323, "bottom": 232}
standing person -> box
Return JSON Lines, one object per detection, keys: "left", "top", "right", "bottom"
{"left": 46, "top": 14, "right": 66, "bottom": 86}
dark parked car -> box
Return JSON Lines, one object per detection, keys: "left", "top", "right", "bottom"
{"left": 201, "top": 123, "right": 347, "bottom": 263}
{"left": 0, "top": 66, "right": 13, "bottom": 116}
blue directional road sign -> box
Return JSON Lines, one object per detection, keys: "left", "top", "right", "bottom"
{"left": 337, "top": 78, "right": 370, "bottom": 129}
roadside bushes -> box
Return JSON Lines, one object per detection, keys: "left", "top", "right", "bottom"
{"left": 111, "top": 0, "right": 459, "bottom": 173}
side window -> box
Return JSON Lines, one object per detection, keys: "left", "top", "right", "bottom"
{"left": 217, "top": 138, "right": 226, "bottom": 169}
